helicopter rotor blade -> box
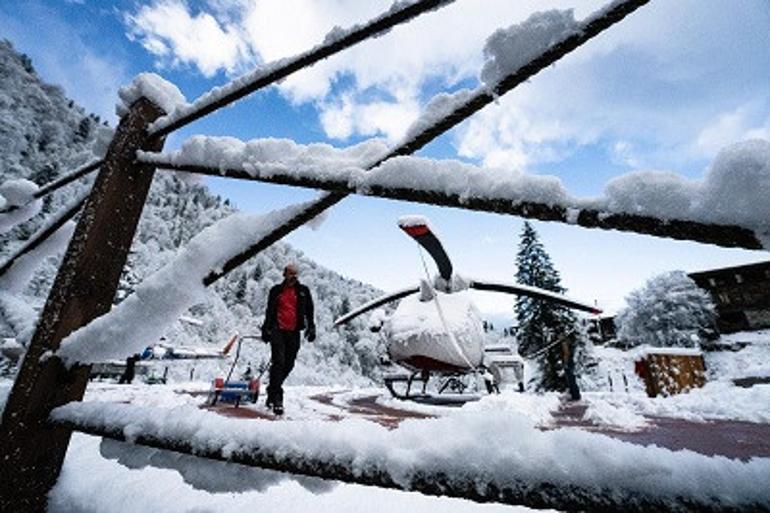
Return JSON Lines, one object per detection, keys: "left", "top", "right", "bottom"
{"left": 398, "top": 216, "right": 452, "bottom": 281}
{"left": 334, "top": 286, "right": 420, "bottom": 326}
{"left": 469, "top": 279, "right": 602, "bottom": 314}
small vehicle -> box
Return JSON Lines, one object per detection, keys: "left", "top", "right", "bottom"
{"left": 207, "top": 334, "right": 268, "bottom": 407}
{"left": 483, "top": 344, "right": 525, "bottom": 393}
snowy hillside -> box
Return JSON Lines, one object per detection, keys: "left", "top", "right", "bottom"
{"left": 0, "top": 41, "right": 384, "bottom": 384}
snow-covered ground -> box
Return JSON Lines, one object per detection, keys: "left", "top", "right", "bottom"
{"left": 577, "top": 331, "right": 770, "bottom": 428}
{"left": 2, "top": 330, "right": 769, "bottom": 511}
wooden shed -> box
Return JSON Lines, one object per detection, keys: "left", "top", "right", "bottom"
{"left": 634, "top": 347, "right": 707, "bottom": 397}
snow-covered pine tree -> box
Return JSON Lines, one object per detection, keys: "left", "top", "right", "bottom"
{"left": 515, "top": 221, "right": 591, "bottom": 391}
{"left": 615, "top": 270, "right": 716, "bottom": 348}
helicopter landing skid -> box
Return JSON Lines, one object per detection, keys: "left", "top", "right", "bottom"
{"left": 384, "top": 372, "right": 482, "bottom": 406}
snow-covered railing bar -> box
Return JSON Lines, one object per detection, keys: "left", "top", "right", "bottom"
{"left": 0, "top": 195, "right": 87, "bottom": 278}
{"left": 192, "top": 0, "right": 653, "bottom": 285}
{"left": 146, "top": 161, "right": 763, "bottom": 250}
{"left": 51, "top": 411, "right": 760, "bottom": 513}
{"left": 148, "top": 0, "right": 455, "bottom": 138}
{"left": 0, "top": 159, "right": 101, "bottom": 214}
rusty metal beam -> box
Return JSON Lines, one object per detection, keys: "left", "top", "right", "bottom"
{"left": 52, "top": 415, "right": 757, "bottom": 513}
{"left": 0, "top": 98, "right": 166, "bottom": 512}
{"left": 146, "top": 161, "right": 765, "bottom": 251}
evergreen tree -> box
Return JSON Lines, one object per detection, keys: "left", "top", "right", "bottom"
{"left": 515, "top": 222, "right": 589, "bottom": 392}
{"left": 616, "top": 271, "right": 715, "bottom": 348}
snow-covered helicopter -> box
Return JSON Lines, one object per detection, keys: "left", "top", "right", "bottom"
{"left": 334, "top": 216, "right": 601, "bottom": 404}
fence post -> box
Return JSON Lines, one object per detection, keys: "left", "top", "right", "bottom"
{"left": 0, "top": 97, "right": 166, "bottom": 512}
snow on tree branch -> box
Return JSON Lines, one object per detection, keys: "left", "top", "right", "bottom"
{"left": 616, "top": 271, "right": 716, "bottom": 348}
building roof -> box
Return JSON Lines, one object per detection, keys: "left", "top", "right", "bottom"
{"left": 688, "top": 260, "right": 770, "bottom": 279}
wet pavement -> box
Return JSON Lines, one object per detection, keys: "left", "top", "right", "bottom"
{"left": 550, "top": 402, "right": 770, "bottom": 461}
{"left": 202, "top": 392, "right": 770, "bottom": 461}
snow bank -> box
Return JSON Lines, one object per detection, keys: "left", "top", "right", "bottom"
{"left": 481, "top": 10, "right": 581, "bottom": 89}
{"left": 462, "top": 390, "right": 560, "bottom": 426}
{"left": 586, "top": 335, "right": 770, "bottom": 424}
{"left": 707, "top": 331, "right": 770, "bottom": 380}
{"left": 586, "top": 382, "right": 770, "bottom": 424}
{"left": 116, "top": 73, "right": 189, "bottom": 118}
{"left": 0, "top": 178, "right": 42, "bottom": 232}
{"left": 56, "top": 203, "right": 313, "bottom": 366}
{"left": 582, "top": 398, "right": 648, "bottom": 431}
{"left": 51, "top": 400, "right": 770, "bottom": 509}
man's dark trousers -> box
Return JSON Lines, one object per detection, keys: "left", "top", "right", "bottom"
{"left": 267, "top": 329, "right": 300, "bottom": 407}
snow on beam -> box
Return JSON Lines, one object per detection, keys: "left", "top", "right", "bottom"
{"left": 146, "top": 161, "right": 764, "bottom": 250}
{"left": 51, "top": 401, "right": 769, "bottom": 513}
{"left": 148, "top": 0, "right": 456, "bottom": 138}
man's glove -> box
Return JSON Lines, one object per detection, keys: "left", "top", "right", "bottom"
{"left": 305, "top": 326, "right": 316, "bottom": 342}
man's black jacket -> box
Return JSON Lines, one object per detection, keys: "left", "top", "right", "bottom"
{"left": 261, "top": 282, "right": 315, "bottom": 340}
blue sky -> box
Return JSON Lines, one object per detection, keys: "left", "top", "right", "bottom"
{"left": 2, "top": 0, "right": 769, "bottom": 317}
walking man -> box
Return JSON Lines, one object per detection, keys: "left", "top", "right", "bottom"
{"left": 261, "top": 263, "right": 316, "bottom": 415}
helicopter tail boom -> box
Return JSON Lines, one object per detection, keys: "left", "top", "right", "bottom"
{"left": 398, "top": 216, "right": 453, "bottom": 282}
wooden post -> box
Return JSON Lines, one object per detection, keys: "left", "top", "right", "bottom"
{"left": 0, "top": 97, "right": 166, "bottom": 512}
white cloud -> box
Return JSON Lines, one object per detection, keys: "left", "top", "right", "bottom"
{"left": 320, "top": 93, "right": 419, "bottom": 142}
{"left": 123, "top": 0, "right": 770, "bottom": 173}
{"left": 610, "top": 141, "right": 643, "bottom": 169}
{"left": 123, "top": 0, "right": 588, "bottom": 139}
{"left": 695, "top": 103, "right": 770, "bottom": 157}
{"left": 125, "top": 0, "right": 250, "bottom": 77}
{"left": 454, "top": 0, "right": 770, "bottom": 173}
